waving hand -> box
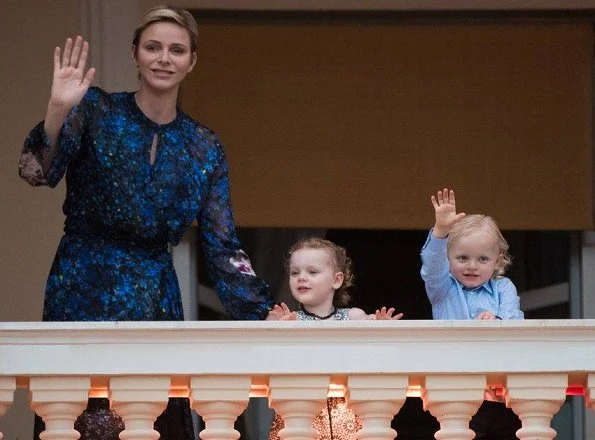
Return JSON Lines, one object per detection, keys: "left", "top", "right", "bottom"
{"left": 50, "top": 36, "right": 95, "bottom": 109}
{"left": 42, "top": 36, "right": 96, "bottom": 169}
{"left": 431, "top": 188, "right": 466, "bottom": 238}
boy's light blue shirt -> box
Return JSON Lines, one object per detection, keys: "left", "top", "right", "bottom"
{"left": 420, "top": 231, "right": 524, "bottom": 320}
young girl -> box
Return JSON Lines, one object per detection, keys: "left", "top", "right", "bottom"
{"left": 270, "top": 237, "right": 403, "bottom": 321}
{"left": 421, "top": 188, "right": 523, "bottom": 320}
{"left": 268, "top": 237, "right": 402, "bottom": 440}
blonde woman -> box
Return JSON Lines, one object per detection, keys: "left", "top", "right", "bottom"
{"left": 19, "top": 6, "right": 274, "bottom": 440}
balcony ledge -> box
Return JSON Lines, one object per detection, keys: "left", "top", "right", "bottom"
{"left": 1, "top": 319, "right": 594, "bottom": 379}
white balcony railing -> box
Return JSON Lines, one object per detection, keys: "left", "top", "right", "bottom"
{"left": 1, "top": 319, "right": 595, "bottom": 440}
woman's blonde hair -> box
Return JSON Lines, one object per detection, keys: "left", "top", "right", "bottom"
{"left": 447, "top": 214, "right": 512, "bottom": 278}
{"left": 287, "top": 237, "right": 354, "bottom": 307}
{"left": 132, "top": 5, "right": 198, "bottom": 54}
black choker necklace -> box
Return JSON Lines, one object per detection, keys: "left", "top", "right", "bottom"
{"left": 299, "top": 304, "right": 336, "bottom": 320}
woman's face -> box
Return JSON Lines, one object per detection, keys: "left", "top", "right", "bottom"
{"left": 133, "top": 21, "right": 197, "bottom": 93}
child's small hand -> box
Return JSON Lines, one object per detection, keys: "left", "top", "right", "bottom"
{"left": 475, "top": 311, "right": 497, "bottom": 320}
{"left": 266, "top": 303, "right": 297, "bottom": 321}
{"left": 372, "top": 307, "right": 404, "bottom": 320}
{"left": 431, "top": 188, "right": 466, "bottom": 238}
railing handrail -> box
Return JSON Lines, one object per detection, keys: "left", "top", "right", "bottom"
{"left": 1, "top": 320, "right": 594, "bottom": 382}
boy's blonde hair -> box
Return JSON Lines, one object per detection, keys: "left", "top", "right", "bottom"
{"left": 287, "top": 237, "right": 354, "bottom": 307}
{"left": 447, "top": 214, "right": 512, "bottom": 278}
{"left": 132, "top": 5, "right": 199, "bottom": 54}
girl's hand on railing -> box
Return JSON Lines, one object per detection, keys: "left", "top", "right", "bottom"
{"left": 371, "top": 307, "right": 404, "bottom": 320}
{"left": 266, "top": 303, "right": 297, "bottom": 321}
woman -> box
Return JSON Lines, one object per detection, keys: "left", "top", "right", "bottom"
{"left": 19, "top": 6, "right": 275, "bottom": 440}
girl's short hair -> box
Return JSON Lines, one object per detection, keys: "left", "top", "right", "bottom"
{"left": 287, "top": 237, "right": 354, "bottom": 307}
{"left": 447, "top": 214, "right": 512, "bottom": 277}
{"left": 132, "top": 5, "right": 198, "bottom": 54}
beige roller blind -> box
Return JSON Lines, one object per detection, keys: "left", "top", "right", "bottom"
{"left": 182, "top": 18, "right": 593, "bottom": 230}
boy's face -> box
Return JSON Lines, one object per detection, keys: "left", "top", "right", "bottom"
{"left": 447, "top": 230, "right": 500, "bottom": 289}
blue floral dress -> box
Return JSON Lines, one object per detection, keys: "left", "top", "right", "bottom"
{"left": 19, "top": 87, "right": 274, "bottom": 440}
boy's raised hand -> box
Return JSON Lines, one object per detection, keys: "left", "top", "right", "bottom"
{"left": 431, "top": 188, "right": 466, "bottom": 238}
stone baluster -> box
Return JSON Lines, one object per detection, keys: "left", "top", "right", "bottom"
{"left": 504, "top": 373, "right": 567, "bottom": 440}
{"left": 422, "top": 374, "right": 486, "bottom": 440}
{"left": 110, "top": 376, "right": 170, "bottom": 440}
{"left": 348, "top": 374, "right": 408, "bottom": 440}
{"left": 269, "top": 375, "right": 330, "bottom": 440}
{"left": 29, "top": 376, "right": 90, "bottom": 440}
{"left": 190, "top": 375, "right": 251, "bottom": 440}
{"left": 0, "top": 377, "right": 16, "bottom": 440}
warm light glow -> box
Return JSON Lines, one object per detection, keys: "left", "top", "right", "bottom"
{"left": 566, "top": 386, "right": 584, "bottom": 396}
{"left": 250, "top": 376, "right": 269, "bottom": 398}
{"left": 169, "top": 376, "right": 190, "bottom": 398}
{"left": 90, "top": 377, "right": 109, "bottom": 398}
{"left": 328, "top": 381, "right": 346, "bottom": 398}
{"left": 406, "top": 385, "right": 422, "bottom": 398}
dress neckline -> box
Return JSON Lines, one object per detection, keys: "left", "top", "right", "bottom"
{"left": 129, "top": 91, "right": 181, "bottom": 129}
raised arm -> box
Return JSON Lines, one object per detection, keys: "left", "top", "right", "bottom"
{"left": 431, "top": 188, "right": 466, "bottom": 238}
{"left": 420, "top": 188, "right": 466, "bottom": 307}
{"left": 42, "top": 36, "right": 95, "bottom": 172}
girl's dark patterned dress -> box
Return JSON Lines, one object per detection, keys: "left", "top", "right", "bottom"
{"left": 19, "top": 87, "right": 274, "bottom": 440}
